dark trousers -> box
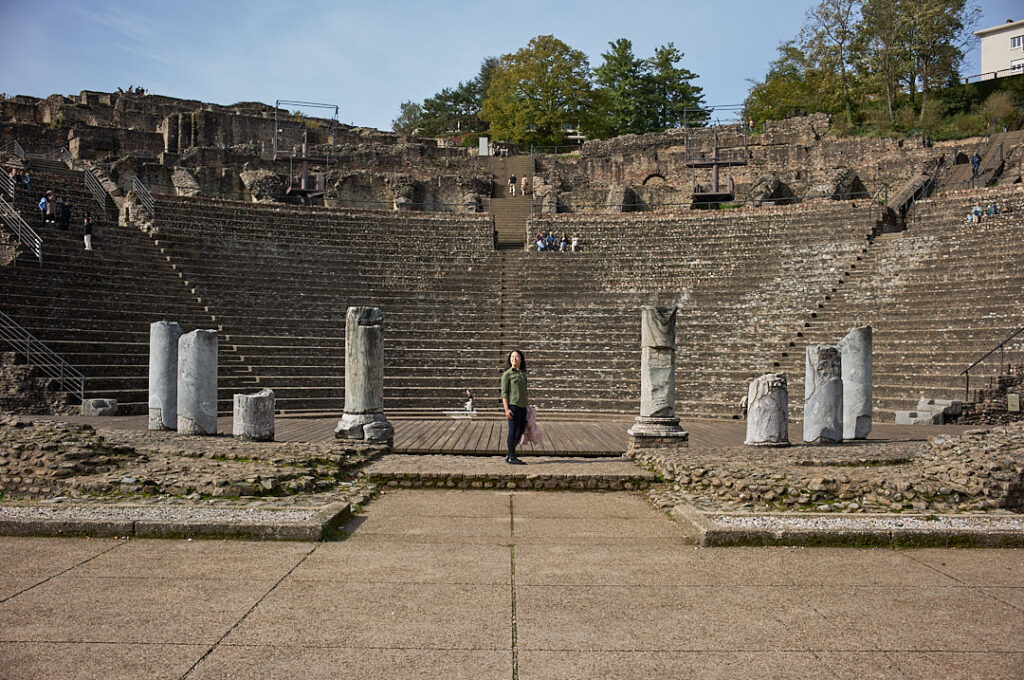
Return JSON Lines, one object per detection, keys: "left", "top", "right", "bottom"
{"left": 506, "top": 404, "right": 527, "bottom": 456}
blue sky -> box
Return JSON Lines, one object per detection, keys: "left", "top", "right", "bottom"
{"left": 0, "top": 0, "right": 1019, "bottom": 131}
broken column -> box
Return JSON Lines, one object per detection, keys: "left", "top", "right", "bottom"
{"left": 233, "top": 389, "right": 275, "bottom": 441}
{"left": 839, "top": 325, "right": 872, "bottom": 440}
{"left": 148, "top": 320, "right": 183, "bottom": 430}
{"left": 177, "top": 329, "right": 218, "bottom": 435}
{"left": 627, "top": 306, "right": 688, "bottom": 453}
{"left": 335, "top": 306, "right": 393, "bottom": 443}
{"left": 803, "top": 345, "right": 843, "bottom": 444}
{"left": 744, "top": 372, "right": 790, "bottom": 446}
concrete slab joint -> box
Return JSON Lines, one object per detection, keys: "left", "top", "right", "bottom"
{"left": 744, "top": 372, "right": 789, "bottom": 446}
{"left": 628, "top": 305, "right": 688, "bottom": 450}
{"left": 803, "top": 344, "right": 843, "bottom": 444}
{"left": 839, "top": 324, "right": 872, "bottom": 439}
{"left": 148, "top": 320, "right": 183, "bottom": 430}
{"left": 176, "top": 329, "right": 218, "bottom": 435}
{"left": 336, "top": 306, "right": 393, "bottom": 443}
{"left": 233, "top": 388, "right": 275, "bottom": 441}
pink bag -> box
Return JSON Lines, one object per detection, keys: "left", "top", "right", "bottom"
{"left": 520, "top": 406, "right": 543, "bottom": 445}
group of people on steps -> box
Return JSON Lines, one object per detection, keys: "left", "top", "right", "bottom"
{"left": 37, "top": 190, "right": 95, "bottom": 251}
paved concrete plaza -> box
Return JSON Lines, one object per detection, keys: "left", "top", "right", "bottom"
{"left": 1, "top": 490, "right": 1022, "bottom": 679}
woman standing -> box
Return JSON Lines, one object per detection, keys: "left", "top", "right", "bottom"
{"left": 500, "top": 349, "right": 528, "bottom": 465}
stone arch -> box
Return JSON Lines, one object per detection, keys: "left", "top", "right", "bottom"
{"left": 642, "top": 173, "right": 666, "bottom": 186}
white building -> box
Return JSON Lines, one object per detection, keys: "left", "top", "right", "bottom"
{"left": 974, "top": 19, "right": 1024, "bottom": 79}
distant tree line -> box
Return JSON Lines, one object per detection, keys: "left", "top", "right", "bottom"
{"left": 392, "top": 35, "right": 708, "bottom": 148}
{"left": 744, "top": 0, "right": 1022, "bottom": 139}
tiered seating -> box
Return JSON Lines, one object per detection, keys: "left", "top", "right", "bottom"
{"left": 0, "top": 161, "right": 258, "bottom": 414}
{"left": 528, "top": 201, "right": 876, "bottom": 416}
{"left": 788, "top": 185, "right": 1024, "bottom": 416}
{"left": 147, "top": 196, "right": 498, "bottom": 413}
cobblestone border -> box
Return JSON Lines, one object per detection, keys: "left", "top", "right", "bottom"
{"left": 370, "top": 472, "right": 653, "bottom": 491}
{"left": 0, "top": 502, "right": 351, "bottom": 541}
{"left": 671, "top": 504, "right": 1024, "bottom": 547}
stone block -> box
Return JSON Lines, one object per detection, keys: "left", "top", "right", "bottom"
{"left": 916, "top": 398, "right": 962, "bottom": 418}
{"left": 744, "top": 373, "right": 789, "bottom": 446}
{"left": 80, "top": 398, "right": 118, "bottom": 417}
{"left": 232, "top": 389, "right": 275, "bottom": 441}
{"left": 895, "top": 410, "right": 944, "bottom": 425}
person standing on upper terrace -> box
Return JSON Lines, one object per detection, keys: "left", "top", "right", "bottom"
{"left": 971, "top": 153, "right": 981, "bottom": 177}
{"left": 501, "top": 350, "right": 529, "bottom": 465}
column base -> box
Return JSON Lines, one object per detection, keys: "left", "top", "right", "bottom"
{"left": 335, "top": 412, "right": 394, "bottom": 443}
{"left": 627, "top": 416, "right": 688, "bottom": 454}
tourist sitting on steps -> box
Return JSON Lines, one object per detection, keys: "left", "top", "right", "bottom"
{"left": 545, "top": 231, "right": 556, "bottom": 251}
{"left": 501, "top": 349, "right": 529, "bottom": 465}
{"left": 559, "top": 232, "right": 568, "bottom": 252}
{"left": 536, "top": 233, "right": 545, "bottom": 251}
{"left": 464, "top": 389, "right": 474, "bottom": 412}
{"left": 571, "top": 233, "right": 579, "bottom": 252}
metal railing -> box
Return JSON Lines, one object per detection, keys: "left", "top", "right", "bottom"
{"left": 0, "top": 310, "right": 85, "bottom": 403}
{"left": 0, "top": 195, "right": 42, "bottom": 264}
{"left": 0, "top": 169, "right": 14, "bottom": 200}
{"left": 131, "top": 177, "right": 155, "bottom": 217}
{"left": 83, "top": 168, "right": 108, "bottom": 220}
{"left": 963, "top": 67, "right": 1023, "bottom": 83}
{"left": 0, "top": 140, "right": 26, "bottom": 159}
{"left": 960, "top": 325, "right": 1024, "bottom": 400}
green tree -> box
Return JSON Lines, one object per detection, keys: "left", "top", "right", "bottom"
{"left": 393, "top": 57, "right": 498, "bottom": 138}
{"left": 594, "top": 39, "right": 650, "bottom": 136}
{"left": 481, "top": 35, "right": 601, "bottom": 147}
{"left": 902, "top": 0, "right": 979, "bottom": 115}
{"left": 802, "top": 0, "right": 860, "bottom": 124}
{"left": 857, "top": 0, "right": 909, "bottom": 123}
{"left": 392, "top": 100, "right": 422, "bottom": 135}
{"left": 645, "top": 43, "right": 708, "bottom": 129}
{"left": 744, "top": 42, "right": 828, "bottom": 123}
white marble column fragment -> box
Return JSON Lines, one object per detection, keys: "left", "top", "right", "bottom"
{"left": 335, "top": 306, "right": 393, "bottom": 442}
{"left": 233, "top": 389, "right": 275, "bottom": 441}
{"left": 839, "top": 325, "right": 872, "bottom": 440}
{"left": 744, "top": 372, "right": 790, "bottom": 446}
{"left": 148, "top": 320, "right": 182, "bottom": 430}
{"left": 177, "top": 329, "right": 218, "bottom": 435}
{"left": 803, "top": 345, "right": 843, "bottom": 444}
{"left": 627, "top": 306, "right": 688, "bottom": 445}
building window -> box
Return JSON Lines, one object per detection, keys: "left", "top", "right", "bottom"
{"left": 1011, "top": 35, "right": 1023, "bottom": 49}
{"left": 1012, "top": 58, "right": 1024, "bottom": 73}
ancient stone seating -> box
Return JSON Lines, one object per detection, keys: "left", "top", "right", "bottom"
{"left": 0, "top": 166, "right": 258, "bottom": 413}
{"left": 788, "top": 185, "right": 1024, "bottom": 416}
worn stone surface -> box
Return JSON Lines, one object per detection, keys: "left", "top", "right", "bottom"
{"left": 80, "top": 398, "right": 118, "bottom": 417}
{"left": 0, "top": 352, "right": 75, "bottom": 416}
{"left": 148, "top": 321, "right": 182, "bottom": 431}
{"left": 176, "top": 329, "right": 217, "bottom": 436}
{"left": 635, "top": 421, "right": 1024, "bottom": 514}
{"left": 639, "top": 306, "right": 676, "bottom": 418}
{"left": 804, "top": 345, "right": 843, "bottom": 444}
{"left": 896, "top": 410, "right": 945, "bottom": 425}
{"left": 744, "top": 373, "right": 789, "bottom": 446}
{"left": 233, "top": 389, "right": 275, "bottom": 442}
{"left": 839, "top": 325, "right": 872, "bottom": 440}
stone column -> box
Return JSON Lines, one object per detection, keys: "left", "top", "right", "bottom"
{"left": 839, "top": 325, "right": 872, "bottom": 440}
{"left": 744, "top": 372, "right": 790, "bottom": 446}
{"left": 335, "top": 306, "right": 393, "bottom": 442}
{"left": 803, "top": 345, "right": 843, "bottom": 444}
{"left": 233, "top": 389, "right": 275, "bottom": 441}
{"left": 627, "top": 306, "right": 688, "bottom": 452}
{"left": 148, "top": 321, "right": 183, "bottom": 430}
{"left": 177, "top": 329, "right": 218, "bottom": 435}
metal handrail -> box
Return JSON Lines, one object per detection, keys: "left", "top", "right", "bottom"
{"left": 131, "top": 177, "right": 155, "bottom": 217}
{"left": 960, "top": 325, "right": 1024, "bottom": 400}
{"left": 0, "top": 310, "right": 85, "bottom": 403}
{"left": 0, "top": 195, "right": 42, "bottom": 265}
{"left": 1, "top": 140, "right": 26, "bottom": 159}
{"left": 83, "top": 168, "right": 108, "bottom": 220}
{"left": 0, "top": 169, "right": 14, "bottom": 200}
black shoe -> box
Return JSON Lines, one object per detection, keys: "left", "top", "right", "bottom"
{"left": 506, "top": 456, "right": 526, "bottom": 465}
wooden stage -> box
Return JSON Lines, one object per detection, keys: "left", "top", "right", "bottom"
{"left": 63, "top": 414, "right": 969, "bottom": 456}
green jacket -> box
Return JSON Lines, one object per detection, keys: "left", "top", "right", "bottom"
{"left": 501, "top": 367, "right": 528, "bottom": 407}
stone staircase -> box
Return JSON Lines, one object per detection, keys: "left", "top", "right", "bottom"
{"left": 0, "top": 161, "right": 257, "bottom": 414}
{"left": 932, "top": 131, "right": 1024, "bottom": 194}
{"left": 490, "top": 156, "right": 533, "bottom": 247}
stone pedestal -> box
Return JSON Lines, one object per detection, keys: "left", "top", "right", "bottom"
{"left": 627, "top": 306, "right": 688, "bottom": 451}
{"left": 177, "top": 329, "right": 218, "bottom": 435}
{"left": 744, "top": 373, "right": 789, "bottom": 446}
{"left": 803, "top": 345, "right": 843, "bottom": 444}
{"left": 81, "top": 398, "right": 118, "bottom": 417}
{"left": 839, "top": 325, "right": 872, "bottom": 439}
{"left": 148, "top": 320, "right": 183, "bottom": 430}
{"left": 233, "top": 389, "right": 275, "bottom": 441}
{"left": 335, "top": 307, "right": 393, "bottom": 442}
